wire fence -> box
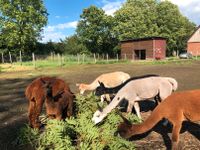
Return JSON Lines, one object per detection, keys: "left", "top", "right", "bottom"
{"left": 0, "top": 51, "right": 133, "bottom": 68}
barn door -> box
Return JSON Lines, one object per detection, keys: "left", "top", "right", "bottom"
{"left": 134, "top": 49, "right": 146, "bottom": 60}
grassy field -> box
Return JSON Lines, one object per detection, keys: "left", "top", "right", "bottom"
{"left": 0, "top": 60, "right": 200, "bottom": 149}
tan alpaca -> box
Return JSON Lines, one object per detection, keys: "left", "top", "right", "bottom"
{"left": 117, "top": 89, "right": 200, "bottom": 150}
{"left": 76, "top": 71, "right": 130, "bottom": 102}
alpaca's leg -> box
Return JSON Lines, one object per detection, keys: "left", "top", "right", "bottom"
{"left": 28, "top": 100, "right": 36, "bottom": 128}
{"left": 34, "top": 99, "right": 44, "bottom": 128}
{"left": 133, "top": 102, "right": 141, "bottom": 119}
{"left": 101, "top": 95, "right": 105, "bottom": 103}
{"left": 171, "top": 122, "right": 182, "bottom": 150}
{"left": 105, "top": 94, "right": 111, "bottom": 102}
{"left": 127, "top": 101, "right": 134, "bottom": 113}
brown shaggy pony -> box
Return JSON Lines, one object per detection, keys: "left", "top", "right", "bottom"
{"left": 25, "top": 77, "right": 74, "bottom": 128}
{"left": 117, "top": 89, "right": 200, "bottom": 150}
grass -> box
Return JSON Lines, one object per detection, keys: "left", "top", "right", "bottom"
{"left": 0, "top": 56, "right": 199, "bottom": 73}
{"left": 16, "top": 93, "right": 139, "bottom": 150}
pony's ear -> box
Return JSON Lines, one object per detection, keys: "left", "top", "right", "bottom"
{"left": 97, "top": 103, "right": 103, "bottom": 112}
{"left": 117, "top": 111, "right": 131, "bottom": 125}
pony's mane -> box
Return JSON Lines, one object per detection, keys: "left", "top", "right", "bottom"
{"left": 98, "top": 74, "right": 159, "bottom": 94}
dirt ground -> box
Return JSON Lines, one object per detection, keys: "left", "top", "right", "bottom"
{"left": 0, "top": 61, "right": 200, "bottom": 150}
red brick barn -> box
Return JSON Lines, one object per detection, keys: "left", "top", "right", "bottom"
{"left": 120, "top": 37, "right": 166, "bottom": 60}
{"left": 187, "top": 25, "right": 200, "bottom": 56}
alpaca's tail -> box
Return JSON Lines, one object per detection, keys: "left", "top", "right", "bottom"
{"left": 165, "top": 77, "right": 178, "bottom": 91}
{"left": 130, "top": 106, "right": 164, "bottom": 136}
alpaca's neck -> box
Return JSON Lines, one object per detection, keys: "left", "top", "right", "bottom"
{"left": 129, "top": 108, "right": 164, "bottom": 136}
{"left": 103, "top": 95, "right": 122, "bottom": 115}
{"left": 84, "top": 83, "right": 97, "bottom": 91}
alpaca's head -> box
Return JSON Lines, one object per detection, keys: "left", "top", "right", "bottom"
{"left": 76, "top": 83, "right": 87, "bottom": 94}
{"left": 95, "top": 81, "right": 106, "bottom": 96}
{"left": 117, "top": 122, "right": 132, "bottom": 139}
{"left": 92, "top": 110, "right": 106, "bottom": 124}
{"left": 40, "top": 78, "right": 54, "bottom": 97}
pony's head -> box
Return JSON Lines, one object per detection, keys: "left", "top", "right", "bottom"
{"left": 95, "top": 81, "right": 106, "bottom": 96}
{"left": 76, "top": 83, "right": 87, "bottom": 94}
{"left": 92, "top": 103, "right": 106, "bottom": 124}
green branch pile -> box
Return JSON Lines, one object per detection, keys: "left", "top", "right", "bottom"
{"left": 17, "top": 93, "right": 140, "bottom": 150}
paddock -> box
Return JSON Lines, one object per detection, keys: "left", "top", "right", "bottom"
{"left": 0, "top": 61, "right": 200, "bottom": 149}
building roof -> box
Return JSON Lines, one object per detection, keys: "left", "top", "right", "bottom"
{"left": 120, "top": 36, "right": 167, "bottom": 43}
{"left": 187, "top": 25, "right": 200, "bottom": 43}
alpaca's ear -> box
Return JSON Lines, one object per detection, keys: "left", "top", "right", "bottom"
{"left": 54, "top": 89, "right": 64, "bottom": 101}
{"left": 76, "top": 83, "right": 80, "bottom": 87}
{"left": 97, "top": 103, "right": 103, "bottom": 112}
{"left": 98, "top": 81, "right": 104, "bottom": 87}
{"left": 40, "top": 78, "right": 46, "bottom": 84}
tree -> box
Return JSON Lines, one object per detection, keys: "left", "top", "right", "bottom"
{"left": 62, "top": 35, "right": 88, "bottom": 55}
{"left": 114, "top": 0, "right": 159, "bottom": 41}
{"left": 114, "top": 0, "right": 196, "bottom": 55}
{"left": 156, "top": 1, "right": 196, "bottom": 55}
{"left": 76, "top": 6, "right": 118, "bottom": 56}
{"left": 0, "top": 0, "right": 48, "bottom": 54}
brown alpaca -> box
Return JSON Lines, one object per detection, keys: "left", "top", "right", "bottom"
{"left": 117, "top": 89, "right": 200, "bottom": 150}
{"left": 25, "top": 77, "right": 74, "bottom": 128}
{"left": 40, "top": 78, "right": 74, "bottom": 120}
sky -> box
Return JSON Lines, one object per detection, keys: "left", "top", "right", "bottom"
{"left": 42, "top": 0, "right": 200, "bottom": 43}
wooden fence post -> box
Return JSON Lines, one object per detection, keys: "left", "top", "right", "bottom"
{"left": 19, "top": 50, "right": 22, "bottom": 65}
{"left": 9, "top": 52, "right": 12, "bottom": 64}
{"left": 82, "top": 53, "right": 85, "bottom": 63}
{"left": 32, "top": 53, "right": 36, "bottom": 69}
{"left": 94, "top": 53, "right": 96, "bottom": 63}
{"left": 1, "top": 53, "right": 4, "bottom": 63}
{"left": 124, "top": 53, "right": 127, "bottom": 60}
{"left": 57, "top": 53, "right": 62, "bottom": 66}
{"left": 77, "top": 54, "right": 80, "bottom": 64}
{"left": 106, "top": 53, "right": 108, "bottom": 62}
{"left": 116, "top": 53, "right": 119, "bottom": 61}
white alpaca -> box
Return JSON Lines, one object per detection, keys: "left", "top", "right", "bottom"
{"left": 76, "top": 71, "right": 130, "bottom": 102}
{"left": 92, "top": 76, "right": 178, "bottom": 124}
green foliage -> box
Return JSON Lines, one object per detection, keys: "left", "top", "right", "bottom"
{"left": 17, "top": 93, "right": 138, "bottom": 150}
{"left": 0, "top": 0, "right": 48, "bottom": 54}
{"left": 114, "top": 0, "right": 196, "bottom": 55}
{"left": 62, "top": 35, "right": 89, "bottom": 55}
{"left": 76, "top": 6, "right": 118, "bottom": 56}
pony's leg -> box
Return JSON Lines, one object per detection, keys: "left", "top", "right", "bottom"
{"left": 133, "top": 102, "right": 141, "bottom": 119}
{"left": 171, "top": 122, "right": 182, "bottom": 150}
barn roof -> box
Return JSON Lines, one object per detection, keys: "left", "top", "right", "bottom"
{"left": 120, "top": 36, "right": 167, "bottom": 43}
{"left": 187, "top": 25, "right": 200, "bottom": 43}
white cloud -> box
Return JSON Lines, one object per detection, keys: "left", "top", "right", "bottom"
{"left": 55, "top": 16, "right": 60, "bottom": 19}
{"left": 102, "top": 0, "right": 125, "bottom": 16}
{"left": 45, "top": 21, "right": 78, "bottom": 32}
{"left": 41, "top": 21, "right": 78, "bottom": 43}
{"left": 41, "top": 31, "right": 66, "bottom": 43}
{"left": 164, "top": 0, "right": 200, "bottom": 25}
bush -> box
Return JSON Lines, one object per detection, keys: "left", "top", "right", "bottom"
{"left": 17, "top": 93, "right": 139, "bottom": 150}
